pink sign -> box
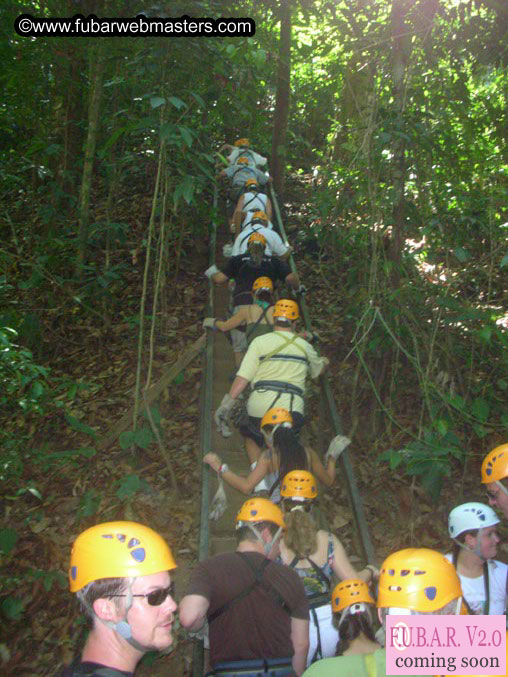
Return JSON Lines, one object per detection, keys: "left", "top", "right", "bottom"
{"left": 385, "top": 615, "right": 506, "bottom": 675}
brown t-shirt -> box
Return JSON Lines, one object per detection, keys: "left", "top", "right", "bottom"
{"left": 186, "top": 551, "right": 309, "bottom": 666}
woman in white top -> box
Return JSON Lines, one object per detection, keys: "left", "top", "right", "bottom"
{"left": 446, "top": 501, "right": 507, "bottom": 615}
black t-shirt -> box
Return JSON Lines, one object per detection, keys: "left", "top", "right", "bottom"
{"left": 222, "top": 255, "right": 291, "bottom": 306}
{"left": 60, "top": 660, "right": 133, "bottom": 677}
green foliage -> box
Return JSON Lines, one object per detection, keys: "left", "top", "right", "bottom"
{"left": 378, "top": 430, "right": 464, "bottom": 502}
{"left": 0, "top": 528, "right": 18, "bottom": 555}
{"left": 116, "top": 474, "right": 151, "bottom": 500}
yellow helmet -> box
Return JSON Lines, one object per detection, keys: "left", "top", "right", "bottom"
{"left": 280, "top": 471, "right": 318, "bottom": 500}
{"left": 273, "top": 299, "right": 299, "bottom": 321}
{"left": 245, "top": 178, "right": 258, "bottom": 189}
{"left": 248, "top": 232, "right": 267, "bottom": 247}
{"left": 69, "top": 521, "right": 176, "bottom": 592}
{"left": 252, "top": 211, "right": 268, "bottom": 224}
{"left": 236, "top": 498, "right": 285, "bottom": 529}
{"left": 332, "top": 579, "right": 375, "bottom": 613}
{"left": 377, "top": 548, "right": 461, "bottom": 612}
{"left": 252, "top": 277, "right": 273, "bottom": 295}
{"left": 261, "top": 407, "right": 293, "bottom": 430}
{"left": 237, "top": 157, "right": 249, "bottom": 165}
{"left": 234, "top": 138, "right": 249, "bottom": 147}
{"left": 481, "top": 443, "right": 508, "bottom": 483}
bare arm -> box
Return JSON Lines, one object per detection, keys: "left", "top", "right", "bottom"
{"left": 230, "top": 375, "right": 250, "bottom": 400}
{"left": 265, "top": 198, "right": 273, "bottom": 221}
{"left": 203, "top": 452, "right": 270, "bottom": 494}
{"left": 308, "top": 447, "right": 336, "bottom": 487}
{"left": 179, "top": 594, "right": 210, "bottom": 631}
{"left": 290, "top": 617, "right": 310, "bottom": 676}
{"left": 329, "top": 533, "right": 377, "bottom": 583}
{"left": 215, "top": 307, "right": 249, "bottom": 332}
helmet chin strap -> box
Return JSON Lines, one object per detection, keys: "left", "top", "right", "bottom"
{"left": 496, "top": 480, "right": 508, "bottom": 497}
{"left": 454, "top": 527, "right": 486, "bottom": 560}
{"left": 88, "top": 578, "right": 153, "bottom": 653}
{"left": 247, "top": 523, "right": 282, "bottom": 557}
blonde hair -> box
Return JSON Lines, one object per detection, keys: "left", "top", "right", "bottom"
{"left": 283, "top": 507, "right": 319, "bottom": 558}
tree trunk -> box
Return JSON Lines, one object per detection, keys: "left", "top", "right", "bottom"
{"left": 271, "top": 0, "right": 291, "bottom": 202}
{"left": 388, "top": 0, "right": 414, "bottom": 274}
{"left": 75, "top": 41, "right": 106, "bottom": 277}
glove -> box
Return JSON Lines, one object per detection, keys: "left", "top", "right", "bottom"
{"left": 296, "top": 284, "right": 307, "bottom": 296}
{"left": 205, "top": 264, "right": 219, "bottom": 279}
{"left": 209, "top": 478, "right": 227, "bottom": 521}
{"left": 203, "top": 318, "right": 217, "bottom": 330}
{"left": 223, "top": 243, "right": 233, "bottom": 257}
{"left": 214, "top": 393, "right": 236, "bottom": 438}
{"left": 301, "top": 330, "right": 320, "bottom": 344}
{"left": 324, "top": 434, "right": 352, "bottom": 463}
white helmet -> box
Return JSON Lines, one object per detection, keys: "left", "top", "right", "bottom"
{"left": 448, "top": 502, "right": 500, "bottom": 539}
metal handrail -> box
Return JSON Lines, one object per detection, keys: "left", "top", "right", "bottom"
{"left": 269, "top": 185, "right": 376, "bottom": 565}
{"left": 192, "top": 186, "right": 218, "bottom": 677}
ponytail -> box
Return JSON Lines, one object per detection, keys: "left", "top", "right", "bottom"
{"left": 334, "top": 611, "right": 377, "bottom": 656}
{"left": 283, "top": 507, "right": 318, "bottom": 558}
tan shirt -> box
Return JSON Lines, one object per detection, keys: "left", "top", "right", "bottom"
{"left": 237, "top": 330, "right": 326, "bottom": 417}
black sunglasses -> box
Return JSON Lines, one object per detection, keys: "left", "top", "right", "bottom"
{"left": 110, "top": 581, "right": 175, "bottom": 607}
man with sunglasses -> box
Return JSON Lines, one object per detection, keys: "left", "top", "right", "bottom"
{"left": 61, "top": 521, "right": 177, "bottom": 677}
{"left": 481, "top": 443, "right": 508, "bottom": 519}
{"left": 180, "top": 498, "right": 310, "bottom": 676}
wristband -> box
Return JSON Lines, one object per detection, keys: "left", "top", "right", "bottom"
{"left": 218, "top": 463, "right": 229, "bottom": 476}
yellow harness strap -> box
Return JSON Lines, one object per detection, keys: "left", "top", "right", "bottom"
{"left": 261, "top": 333, "right": 308, "bottom": 362}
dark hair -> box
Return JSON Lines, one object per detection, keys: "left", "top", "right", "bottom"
{"left": 272, "top": 427, "right": 308, "bottom": 483}
{"left": 76, "top": 577, "right": 127, "bottom": 619}
{"left": 451, "top": 527, "right": 479, "bottom": 565}
{"left": 255, "top": 290, "right": 273, "bottom": 305}
{"left": 335, "top": 611, "right": 377, "bottom": 656}
{"left": 274, "top": 318, "right": 293, "bottom": 328}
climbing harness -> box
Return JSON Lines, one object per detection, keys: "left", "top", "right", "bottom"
{"left": 208, "top": 552, "right": 291, "bottom": 624}
{"left": 206, "top": 657, "right": 293, "bottom": 676}
{"left": 452, "top": 550, "right": 491, "bottom": 614}
{"left": 288, "top": 547, "right": 333, "bottom": 664}
{"left": 246, "top": 305, "right": 271, "bottom": 343}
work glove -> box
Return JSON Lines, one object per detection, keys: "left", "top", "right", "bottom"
{"left": 296, "top": 284, "right": 308, "bottom": 296}
{"left": 209, "top": 478, "right": 227, "bottom": 521}
{"left": 203, "top": 318, "right": 217, "bottom": 330}
{"left": 324, "top": 434, "right": 352, "bottom": 463}
{"left": 214, "top": 393, "right": 236, "bottom": 438}
{"left": 300, "top": 330, "right": 320, "bottom": 344}
{"left": 223, "top": 243, "right": 233, "bottom": 257}
{"left": 205, "top": 264, "right": 219, "bottom": 279}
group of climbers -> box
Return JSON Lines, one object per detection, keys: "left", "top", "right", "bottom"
{"left": 59, "top": 136, "right": 508, "bottom": 677}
